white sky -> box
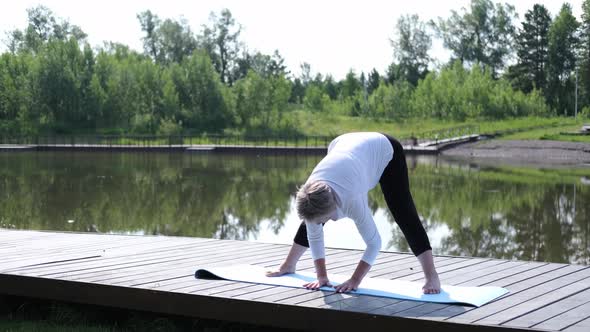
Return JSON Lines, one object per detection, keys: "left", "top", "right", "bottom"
{"left": 0, "top": 0, "right": 584, "bottom": 80}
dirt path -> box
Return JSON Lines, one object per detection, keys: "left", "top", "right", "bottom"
{"left": 441, "top": 139, "right": 590, "bottom": 166}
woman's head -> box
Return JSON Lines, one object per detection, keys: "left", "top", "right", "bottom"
{"left": 296, "top": 181, "right": 337, "bottom": 223}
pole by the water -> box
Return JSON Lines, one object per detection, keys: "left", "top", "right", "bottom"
{"left": 574, "top": 66, "right": 578, "bottom": 119}
{"left": 575, "top": 66, "right": 578, "bottom": 119}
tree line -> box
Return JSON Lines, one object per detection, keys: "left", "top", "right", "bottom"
{"left": 1, "top": 0, "right": 589, "bottom": 136}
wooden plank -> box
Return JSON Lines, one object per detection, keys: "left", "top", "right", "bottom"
{"left": 417, "top": 262, "right": 558, "bottom": 321}
{"left": 224, "top": 253, "right": 407, "bottom": 301}
{"left": 142, "top": 247, "right": 344, "bottom": 292}
{"left": 405, "top": 259, "right": 511, "bottom": 283}
{"left": 8, "top": 241, "right": 223, "bottom": 276}
{"left": 146, "top": 248, "right": 344, "bottom": 293}
{"left": 1, "top": 235, "right": 212, "bottom": 271}
{"left": 1, "top": 271, "right": 541, "bottom": 332}
{"left": 562, "top": 316, "right": 590, "bottom": 332}
{"left": 231, "top": 284, "right": 301, "bottom": 301}
{"left": 46, "top": 242, "right": 281, "bottom": 281}
{"left": 382, "top": 262, "right": 539, "bottom": 319}
{"left": 507, "top": 288, "right": 590, "bottom": 328}
{"left": 372, "top": 257, "right": 493, "bottom": 280}
{"left": 480, "top": 277, "right": 590, "bottom": 326}
{"left": 329, "top": 252, "right": 416, "bottom": 274}
{"left": 260, "top": 255, "right": 465, "bottom": 309}
{"left": 0, "top": 231, "right": 59, "bottom": 244}
{"left": 257, "top": 256, "right": 410, "bottom": 304}
{"left": 371, "top": 300, "right": 427, "bottom": 316}
{"left": 329, "top": 252, "right": 415, "bottom": 275}
{"left": 0, "top": 253, "right": 104, "bottom": 271}
{"left": 441, "top": 264, "right": 580, "bottom": 323}
{"left": 96, "top": 245, "right": 291, "bottom": 287}
{"left": 368, "top": 254, "right": 468, "bottom": 275}
{"left": 152, "top": 246, "right": 321, "bottom": 293}
{"left": 12, "top": 238, "right": 256, "bottom": 276}
{"left": 457, "top": 262, "right": 549, "bottom": 287}
{"left": 0, "top": 235, "right": 117, "bottom": 263}
{"left": 108, "top": 241, "right": 325, "bottom": 289}
{"left": 362, "top": 262, "right": 517, "bottom": 318}
{"left": 534, "top": 302, "right": 590, "bottom": 330}
{"left": 300, "top": 290, "right": 401, "bottom": 314}
{"left": 439, "top": 261, "right": 530, "bottom": 285}
{"left": 207, "top": 284, "right": 275, "bottom": 298}
{"left": 366, "top": 255, "right": 457, "bottom": 277}
{"left": 447, "top": 265, "right": 590, "bottom": 324}
{"left": 316, "top": 294, "right": 396, "bottom": 313}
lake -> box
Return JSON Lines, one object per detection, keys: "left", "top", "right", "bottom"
{"left": 1, "top": 151, "right": 589, "bottom": 265}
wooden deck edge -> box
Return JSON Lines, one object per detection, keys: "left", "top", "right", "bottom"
{"left": 0, "top": 273, "right": 535, "bottom": 332}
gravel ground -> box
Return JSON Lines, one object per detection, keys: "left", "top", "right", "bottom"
{"left": 441, "top": 139, "right": 590, "bottom": 167}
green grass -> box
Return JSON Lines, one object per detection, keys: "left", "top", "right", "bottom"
{"left": 12, "top": 112, "right": 590, "bottom": 144}
{"left": 285, "top": 111, "right": 585, "bottom": 141}
{"left": 499, "top": 118, "right": 590, "bottom": 142}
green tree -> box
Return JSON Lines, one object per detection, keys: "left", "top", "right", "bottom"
{"left": 8, "top": 6, "right": 86, "bottom": 54}
{"left": 367, "top": 69, "right": 381, "bottom": 95}
{"left": 340, "top": 70, "right": 361, "bottom": 99}
{"left": 0, "top": 53, "right": 35, "bottom": 135}
{"left": 433, "top": 0, "right": 517, "bottom": 75}
{"left": 580, "top": 0, "right": 590, "bottom": 108}
{"left": 289, "top": 78, "right": 305, "bottom": 104}
{"left": 299, "top": 62, "right": 312, "bottom": 87}
{"left": 137, "top": 10, "right": 161, "bottom": 61}
{"left": 234, "top": 49, "right": 288, "bottom": 80}
{"left": 199, "top": 9, "right": 242, "bottom": 85}
{"left": 34, "top": 38, "right": 87, "bottom": 131}
{"left": 303, "top": 84, "right": 330, "bottom": 112}
{"left": 411, "top": 61, "right": 549, "bottom": 119}
{"left": 547, "top": 3, "right": 580, "bottom": 115}
{"left": 391, "top": 14, "right": 432, "bottom": 85}
{"left": 232, "top": 70, "right": 290, "bottom": 130}
{"left": 157, "top": 18, "right": 197, "bottom": 64}
{"left": 507, "top": 4, "right": 552, "bottom": 93}
{"left": 172, "top": 52, "right": 232, "bottom": 132}
{"left": 137, "top": 11, "right": 197, "bottom": 65}
{"left": 324, "top": 75, "right": 339, "bottom": 100}
{"left": 369, "top": 80, "right": 413, "bottom": 119}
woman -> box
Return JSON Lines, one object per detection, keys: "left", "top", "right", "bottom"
{"left": 266, "top": 132, "right": 441, "bottom": 294}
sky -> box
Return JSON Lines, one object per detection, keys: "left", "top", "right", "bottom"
{"left": 0, "top": 0, "right": 584, "bottom": 80}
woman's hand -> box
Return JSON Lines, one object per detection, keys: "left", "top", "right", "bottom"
{"left": 334, "top": 278, "right": 361, "bottom": 293}
{"left": 265, "top": 264, "right": 295, "bottom": 277}
{"left": 303, "top": 276, "right": 332, "bottom": 290}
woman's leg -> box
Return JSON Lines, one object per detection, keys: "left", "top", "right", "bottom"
{"left": 379, "top": 136, "right": 431, "bottom": 256}
{"left": 294, "top": 221, "right": 310, "bottom": 247}
{"left": 379, "top": 134, "right": 440, "bottom": 293}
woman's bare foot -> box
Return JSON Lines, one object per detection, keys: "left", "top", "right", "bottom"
{"left": 423, "top": 272, "right": 441, "bottom": 294}
{"left": 266, "top": 264, "right": 295, "bottom": 277}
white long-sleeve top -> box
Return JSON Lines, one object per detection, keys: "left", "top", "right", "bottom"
{"left": 304, "top": 132, "right": 394, "bottom": 266}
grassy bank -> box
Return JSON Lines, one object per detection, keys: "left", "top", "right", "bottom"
{"left": 3, "top": 114, "right": 588, "bottom": 145}
{"left": 499, "top": 120, "right": 590, "bottom": 142}
{"left": 285, "top": 111, "right": 585, "bottom": 141}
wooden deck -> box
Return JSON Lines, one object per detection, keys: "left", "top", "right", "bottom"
{"left": 0, "top": 230, "right": 588, "bottom": 332}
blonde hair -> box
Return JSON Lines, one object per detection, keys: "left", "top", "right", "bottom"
{"left": 296, "top": 181, "right": 336, "bottom": 221}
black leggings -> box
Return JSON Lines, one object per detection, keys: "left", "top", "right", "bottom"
{"left": 293, "top": 134, "right": 432, "bottom": 256}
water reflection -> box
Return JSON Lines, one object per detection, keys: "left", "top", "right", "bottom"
{"left": 0, "top": 151, "right": 588, "bottom": 264}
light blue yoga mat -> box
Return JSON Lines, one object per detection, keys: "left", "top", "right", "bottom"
{"left": 195, "top": 264, "right": 508, "bottom": 307}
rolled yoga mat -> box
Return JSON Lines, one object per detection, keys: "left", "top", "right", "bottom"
{"left": 195, "top": 264, "right": 508, "bottom": 307}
